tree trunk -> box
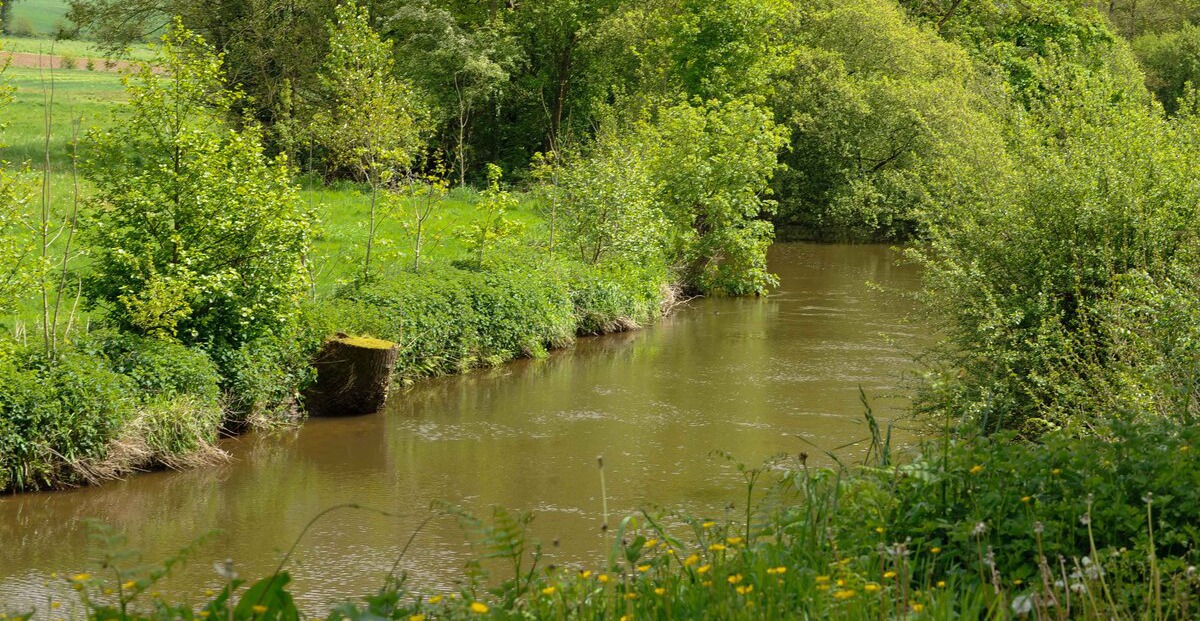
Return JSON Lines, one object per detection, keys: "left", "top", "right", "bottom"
{"left": 305, "top": 335, "right": 399, "bottom": 416}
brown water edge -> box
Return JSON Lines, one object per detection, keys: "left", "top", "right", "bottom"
{"left": 0, "top": 243, "right": 928, "bottom": 614}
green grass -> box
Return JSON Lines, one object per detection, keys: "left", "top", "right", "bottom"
{"left": 0, "top": 65, "right": 128, "bottom": 168}
{"left": 1, "top": 35, "right": 156, "bottom": 59}
{"left": 6, "top": 0, "right": 70, "bottom": 37}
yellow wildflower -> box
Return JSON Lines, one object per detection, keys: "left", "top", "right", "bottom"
{"left": 930, "top": 547, "right": 941, "bottom": 554}
{"left": 864, "top": 583, "right": 880, "bottom": 593}
{"left": 619, "top": 616, "right": 632, "bottom": 621}
{"left": 702, "top": 521, "right": 716, "bottom": 529}
{"left": 1013, "top": 579, "right": 1024, "bottom": 586}
{"left": 428, "top": 595, "right": 444, "bottom": 604}
{"left": 697, "top": 564, "right": 712, "bottom": 574}
{"left": 816, "top": 584, "right": 830, "bottom": 591}
{"left": 644, "top": 539, "right": 658, "bottom": 548}
{"left": 708, "top": 543, "right": 726, "bottom": 552}
{"left": 1051, "top": 468, "right": 1062, "bottom": 476}
{"left": 251, "top": 605, "right": 268, "bottom": 615}
{"left": 833, "top": 589, "right": 856, "bottom": 600}
{"left": 541, "top": 586, "right": 556, "bottom": 596}
{"left": 121, "top": 581, "right": 136, "bottom": 590}
{"left": 1181, "top": 445, "right": 1191, "bottom": 453}
{"left": 72, "top": 574, "right": 91, "bottom": 582}
{"left": 1021, "top": 496, "right": 1032, "bottom": 503}
{"left": 683, "top": 554, "right": 700, "bottom": 566}
{"left": 625, "top": 593, "right": 638, "bottom": 600}
{"left": 728, "top": 574, "right": 743, "bottom": 584}
{"left": 912, "top": 603, "right": 925, "bottom": 612}
{"left": 198, "top": 612, "right": 210, "bottom": 619}
{"left": 970, "top": 465, "right": 984, "bottom": 475}
{"left": 766, "top": 566, "right": 787, "bottom": 575}
{"left": 701, "top": 580, "right": 713, "bottom": 587}
{"left": 875, "top": 527, "right": 885, "bottom": 534}
{"left": 735, "top": 585, "right": 753, "bottom": 595}
{"left": 50, "top": 603, "right": 61, "bottom": 610}
{"left": 884, "top": 571, "right": 898, "bottom": 579}
{"left": 469, "top": 601, "right": 489, "bottom": 614}
{"left": 598, "top": 574, "right": 610, "bottom": 583}
{"left": 578, "top": 571, "right": 592, "bottom": 579}
{"left": 815, "top": 575, "right": 830, "bottom": 583}
{"left": 408, "top": 615, "right": 426, "bottom": 621}
{"left": 205, "top": 590, "right": 215, "bottom": 597}
{"left": 654, "top": 587, "right": 666, "bottom": 596}
{"left": 637, "top": 565, "right": 650, "bottom": 573}
{"left": 936, "top": 581, "right": 946, "bottom": 588}
{"left": 726, "top": 537, "right": 743, "bottom": 545}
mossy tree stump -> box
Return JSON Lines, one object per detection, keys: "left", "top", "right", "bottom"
{"left": 306, "top": 336, "right": 399, "bottom": 416}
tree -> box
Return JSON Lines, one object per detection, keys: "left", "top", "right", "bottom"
{"left": 461, "top": 164, "right": 523, "bottom": 267}
{"left": 82, "top": 23, "right": 313, "bottom": 351}
{"left": 0, "top": 24, "right": 36, "bottom": 317}
{"left": 541, "top": 118, "right": 666, "bottom": 266}
{"left": 310, "top": 1, "right": 427, "bottom": 282}
{"left": 645, "top": 97, "right": 788, "bottom": 295}
{"left": 1134, "top": 25, "right": 1200, "bottom": 114}
{"left": 387, "top": 0, "right": 519, "bottom": 186}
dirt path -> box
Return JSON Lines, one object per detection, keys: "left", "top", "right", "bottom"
{"left": 2, "top": 50, "right": 139, "bottom": 72}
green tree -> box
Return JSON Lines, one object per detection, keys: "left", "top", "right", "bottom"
{"left": 645, "top": 98, "right": 788, "bottom": 295}
{"left": 461, "top": 164, "right": 523, "bottom": 267}
{"left": 1134, "top": 25, "right": 1200, "bottom": 114}
{"left": 311, "top": 1, "right": 427, "bottom": 281}
{"left": 540, "top": 119, "right": 665, "bottom": 266}
{"left": 82, "top": 24, "right": 313, "bottom": 351}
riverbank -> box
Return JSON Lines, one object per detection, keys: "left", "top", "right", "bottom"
{"left": 0, "top": 252, "right": 676, "bottom": 494}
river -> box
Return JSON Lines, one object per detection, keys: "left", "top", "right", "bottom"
{"left": 0, "top": 243, "right": 925, "bottom": 613}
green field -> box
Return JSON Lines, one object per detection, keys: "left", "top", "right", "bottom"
{"left": 6, "top": 0, "right": 70, "bottom": 37}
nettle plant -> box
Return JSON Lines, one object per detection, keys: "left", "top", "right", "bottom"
{"left": 82, "top": 23, "right": 314, "bottom": 352}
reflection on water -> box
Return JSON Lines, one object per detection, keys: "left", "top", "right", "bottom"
{"left": 0, "top": 243, "right": 925, "bottom": 612}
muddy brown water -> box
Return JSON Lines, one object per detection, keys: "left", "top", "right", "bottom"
{"left": 0, "top": 243, "right": 926, "bottom": 613}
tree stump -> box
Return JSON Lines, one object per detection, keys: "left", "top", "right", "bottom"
{"left": 306, "top": 336, "right": 399, "bottom": 416}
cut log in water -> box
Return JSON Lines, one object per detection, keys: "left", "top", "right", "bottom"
{"left": 306, "top": 336, "right": 399, "bottom": 416}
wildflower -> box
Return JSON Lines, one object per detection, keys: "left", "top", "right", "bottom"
{"left": 836, "top": 579, "right": 845, "bottom": 586}
{"left": 936, "top": 581, "right": 946, "bottom": 588}
{"left": 541, "top": 586, "right": 556, "bottom": 596}
{"left": 969, "top": 465, "right": 984, "bottom": 475}
{"left": 697, "top": 564, "right": 712, "bottom": 574}
{"left": 930, "top": 547, "right": 941, "bottom": 554}
{"left": 683, "top": 554, "right": 700, "bottom": 566}
{"left": 205, "top": 590, "right": 215, "bottom": 597}
{"left": 1013, "top": 579, "right": 1024, "bottom": 586}
{"left": 815, "top": 575, "right": 830, "bottom": 583}
{"left": 428, "top": 595, "right": 444, "bottom": 604}
{"left": 251, "top": 605, "right": 268, "bottom": 615}
{"left": 883, "top": 571, "right": 897, "bottom": 579}
{"left": 767, "top": 566, "right": 787, "bottom": 575}
{"left": 728, "top": 574, "right": 744, "bottom": 584}
{"left": 736, "top": 585, "right": 753, "bottom": 595}
{"left": 816, "top": 584, "right": 830, "bottom": 591}
{"left": 839, "top": 558, "right": 852, "bottom": 566}
{"left": 409, "top": 615, "right": 426, "bottom": 621}
{"left": 1011, "top": 594, "right": 1034, "bottom": 616}
{"left": 625, "top": 593, "right": 638, "bottom": 600}
{"left": 469, "top": 602, "right": 489, "bottom": 614}
{"left": 702, "top": 580, "right": 713, "bottom": 587}
{"left": 875, "top": 527, "right": 886, "bottom": 534}
{"left": 864, "top": 583, "right": 881, "bottom": 593}
{"left": 833, "top": 589, "right": 856, "bottom": 600}
{"left": 198, "top": 612, "right": 210, "bottom": 619}
{"left": 702, "top": 521, "right": 716, "bottom": 529}
{"left": 1021, "top": 496, "right": 1032, "bottom": 503}
{"left": 71, "top": 574, "right": 91, "bottom": 582}
{"left": 578, "top": 570, "right": 592, "bottom": 579}
{"left": 214, "top": 559, "right": 237, "bottom": 580}
{"left": 50, "top": 603, "right": 61, "bottom": 610}
{"left": 121, "top": 580, "right": 136, "bottom": 590}
{"left": 708, "top": 543, "right": 726, "bottom": 552}
{"left": 654, "top": 587, "right": 666, "bottom": 596}
{"left": 644, "top": 539, "right": 658, "bottom": 548}
{"left": 598, "top": 574, "right": 611, "bottom": 583}
{"left": 637, "top": 565, "right": 651, "bottom": 573}
{"left": 1051, "top": 468, "right": 1062, "bottom": 476}
{"left": 1181, "top": 445, "right": 1190, "bottom": 453}
{"left": 972, "top": 522, "right": 988, "bottom": 537}
{"left": 726, "top": 536, "right": 743, "bottom": 545}
{"left": 619, "top": 616, "right": 632, "bottom": 621}
{"left": 911, "top": 603, "right": 925, "bottom": 612}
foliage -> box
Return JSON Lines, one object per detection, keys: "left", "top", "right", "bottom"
{"left": 81, "top": 24, "right": 313, "bottom": 352}
{"left": 0, "top": 34, "right": 38, "bottom": 317}
{"left": 458, "top": 164, "right": 523, "bottom": 268}
{"left": 540, "top": 119, "right": 666, "bottom": 266}
{"left": 913, "top": 67, "right": 1200, "bottom": 436}
{"left": 771, "top": 0, "right": 1014, "bottom": 241}
{"left": 1134, "top": 24, "right": 1200, "bottom": 114}
{"left": 644, "top": 97, "right": 787, "bottom": 295}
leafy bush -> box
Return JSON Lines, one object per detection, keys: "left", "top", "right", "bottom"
{"left": 82, "top": 331, "right": 222, "bottom": 407}
{"left": 1134, "top": 24, "right": 1200, "bottom": 115}
{"left": 569, "top": 260, "right": 669, "bottom": 335}
{"left": 0, "top": 347, "right": 132, "bottom": 491}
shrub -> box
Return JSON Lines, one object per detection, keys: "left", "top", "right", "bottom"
{"left": 82, "top": 331, "right": 222, "bottom": 407}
